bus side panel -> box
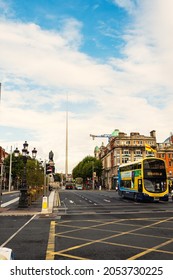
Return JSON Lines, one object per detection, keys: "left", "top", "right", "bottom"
{"left": 118, "top": 169, "right": 144, "bottom": 200}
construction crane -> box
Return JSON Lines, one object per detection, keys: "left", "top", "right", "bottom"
{"left": 90, "top": 129, "right": 120, "bottom": 142}
{"left": 90, "top": 133, "right": 112, "bottom": 141}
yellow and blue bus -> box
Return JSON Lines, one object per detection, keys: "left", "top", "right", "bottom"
{"left": 118, "top": 157, "right": 169, "bottom": 201}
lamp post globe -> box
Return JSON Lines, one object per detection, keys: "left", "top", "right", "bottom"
{"left": 32, "top": 148, "right": 37, "bottom": 159}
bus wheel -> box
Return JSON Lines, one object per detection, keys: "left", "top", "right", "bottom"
{"left": 121, "top": 192, "right": 125, "bottom": 198}
{"left": 134, "top": 193, "right": 138, "bottom": 202}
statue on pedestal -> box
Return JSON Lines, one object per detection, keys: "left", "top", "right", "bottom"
{"left": 49, "top": 150, "right": 54, "bottom": 161}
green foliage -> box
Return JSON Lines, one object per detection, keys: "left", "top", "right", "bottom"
{"left": 53, "top": 173, "right": 61, "bottom": 182}
{"left": 4, "top": 153, "right": 44, "bottom": 187}
{"left": 26, "top": 159, "right": 44, "bottom": 186}
{"left": 72, "top": 156, "right": 102, "bottom": 181}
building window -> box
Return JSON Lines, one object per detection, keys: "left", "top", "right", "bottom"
{"left": 123, "top": 150, "right": 129, "bottom": 155}
{"left": 135, "top": 150, "right": 142, "bottom": 155}
{"left": 122, "top": 157, "right": 130, "bottom": 164}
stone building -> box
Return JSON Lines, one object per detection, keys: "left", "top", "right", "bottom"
{"left": 95, "top": 130, "right": 157, "bottom": 190}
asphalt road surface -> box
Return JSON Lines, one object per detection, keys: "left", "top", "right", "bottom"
{"left": 1, "top": 190, "right": 173, "bottom": 260}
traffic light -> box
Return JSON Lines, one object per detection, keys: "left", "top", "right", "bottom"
{"left": 46, "top": 164, "right": 52, "bottom": 175}
{"left": 52, "top": 165, "right": 55, "bottom": 174}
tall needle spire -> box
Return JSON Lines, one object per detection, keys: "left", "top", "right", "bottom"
{"left": 65, "top": 92, "right": 68, "bottom": 180}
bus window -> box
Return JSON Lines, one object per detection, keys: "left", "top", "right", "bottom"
{"left": 144, "top": 179, "right": 167, "bottom": 193}
{"left": 120, "top": 180, "right": 131, "bottom": 188}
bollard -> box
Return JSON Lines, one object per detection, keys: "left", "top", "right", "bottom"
{"left": 42, "top": 196, "right": 48, "bottom": 213}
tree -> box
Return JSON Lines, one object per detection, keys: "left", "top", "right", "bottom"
{"left": 72, "top": 156, "right": 102, "bottom": 183}
{"left": 3, "top": 154, "right": 44, "bottom": 188}
{"left": 26, "top": 159, "right": 44, "bottom": 187}
{"left": 53, "top": 173, "right": 61, "bottom": 182}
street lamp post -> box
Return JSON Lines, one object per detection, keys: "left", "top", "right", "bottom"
{"left": 92, "top": 161, "right": 95, "bottom": 190}
{"left": 14, "top": 141, "right": 37, "bottom": 208}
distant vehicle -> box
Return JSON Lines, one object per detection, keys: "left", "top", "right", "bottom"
{"left": 65, "top": 182, "right": 74, "bottom": 190}
{"left": 0, "top": 247, "right": 14, "bottom": 260}
{"left": 118, "top": 157, "right": 169, "bottom": 202}
{"left": 75, "top": 177, "right": 83, "bottom": 190}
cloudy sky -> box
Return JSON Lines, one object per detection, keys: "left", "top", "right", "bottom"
{"left": 0, "top": 0, "right": 173, "bottom": 173}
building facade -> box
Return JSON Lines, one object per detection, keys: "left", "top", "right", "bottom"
{"left": 95, "top": 130, "right": 157, "bottom": 190}
{"left": 157, "top": 135, "right": 173, "bottom": 187}
{"left": 0, "top": 146, "right": 9, "bottom": 191}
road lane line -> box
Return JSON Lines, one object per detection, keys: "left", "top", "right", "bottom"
{"left": 104, "top": 199, "right": 111, "bottom": 203}
{"left": 54, "top": 217, "right": 173, "bottom": 259}
{"left": 128, "top": 237, "right": 173, "bottom": 260}
{"left": 127, "top": 216, "right": 173, "bottom": 260}
{"left": 0, "top": 215, "right": 36, "bottom": 247}
{"left": 1, "top": 197, "right": 19, "bottom": 207}
{"left": 46, "top": 220, "right": 56, "bottom": 260}
{"left": 56, "top": 252, "right": 89, "bottom": 260}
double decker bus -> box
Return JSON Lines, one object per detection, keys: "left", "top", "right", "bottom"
{"left": 75, "top": 177, "right": 83, "bottom": 190}
{"left": 118, "top": 157, "right": 169, "bottom": 201}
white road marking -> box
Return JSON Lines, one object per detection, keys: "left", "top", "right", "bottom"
{"left": 104, "top": 199, "right": 111, "bottom": 203}
{"left": 1, "top": 197, "right": 19, "bottom": 207}
{"left": 1, "top": 215, "right": 36, "bottom": 247}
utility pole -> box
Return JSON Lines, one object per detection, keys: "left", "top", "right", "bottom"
{"left": 92, "top": 161, "right": 95, "bottom": 190}
{"left": 8, "top": 146, "right": 12, "bottom": 192}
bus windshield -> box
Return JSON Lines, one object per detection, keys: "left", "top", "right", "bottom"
{"left": 143, "top": 159, "right": 167, "bottom": 193}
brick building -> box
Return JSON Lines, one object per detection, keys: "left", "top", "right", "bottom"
{"left": 157, "top": 135, "right": 173, "bottom": 186}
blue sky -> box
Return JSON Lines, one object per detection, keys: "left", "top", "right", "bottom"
{"left": 0, "top": 0, "right": 173, "bottom": 172}
{"left": 6, "top": 0, "right": 129, "bottom": 59}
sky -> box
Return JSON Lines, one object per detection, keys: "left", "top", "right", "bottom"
{"left": 0, "top": 0, "right": 173, "bottom": 173}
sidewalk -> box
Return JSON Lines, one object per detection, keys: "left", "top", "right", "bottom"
{"left": 0, "top": 190, "right": 56, "bottom": 215}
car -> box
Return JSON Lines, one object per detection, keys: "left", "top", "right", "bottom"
{"left": 65, "top": 183, "right": 74, "bottom": 190}
{"left": 0, "top": 247, "right": 14, "bottom": 260}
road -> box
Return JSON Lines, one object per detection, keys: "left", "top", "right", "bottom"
{"left": 1, "top": 191, "right": 19, "bottom": 208}
{"left": 1, "top": 190, "right": 173, "bottom": 260}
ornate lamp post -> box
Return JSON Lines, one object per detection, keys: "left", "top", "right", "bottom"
{"left": 14, "top": 141, "right": 37, "bottom": 208}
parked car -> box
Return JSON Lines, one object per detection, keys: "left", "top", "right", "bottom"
{"left": 0, "top": 247, "right": 14, "bottom": 260}
{"left": 65, "top": 183, "right": 74, "bottom": 190}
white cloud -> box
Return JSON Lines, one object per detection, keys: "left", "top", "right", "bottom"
{"left": 59, "top": 18, "right": 83, "bottom": 50}
{"left": 1, "top": 1, "right": 173, "bottom": 172}
{"left": 112, "top": 0, "right": 137, "bottom": 13}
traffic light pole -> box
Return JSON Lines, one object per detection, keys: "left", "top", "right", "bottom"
{"left": 44, "top": 161, "right": 46, "bottom": 196}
